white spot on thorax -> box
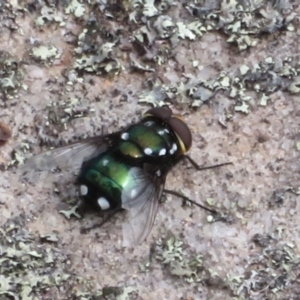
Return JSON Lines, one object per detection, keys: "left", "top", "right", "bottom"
{"left": 170, "top": 143, "right": 178, "bottom": 155}
{"left": 80, "top": 185, "right": 88, "bottom": 196}
{"left": 144, "top": 148, "right": 152, "bottom": 155}
{"left": 121, "top": 132, "right": 129, "bottom": 140}
{"left": 159, "top": 148, "right": 166, "bottom": 156}
{"left": 102, "top": 159, "right": 109, "bottom": 166}
{"left": 97, "top": 197, "right": 110, "bottom": 210}
{"left": 156, "top": 170, "right": 161, "bottom": 177}
{"left": 130, "top": 188, "right": 138, "bottom": 198}
{"left": 144, "top": 121, "right": 154, "bottom": 127}
{"left": 158, "top": 130, "right": 165, "bottom": 135}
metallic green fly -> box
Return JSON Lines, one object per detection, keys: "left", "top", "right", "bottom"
{"left": 23, "top": 106, "right": 229, "bottom": 244}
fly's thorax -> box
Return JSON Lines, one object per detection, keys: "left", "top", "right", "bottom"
{"left": 118, "top": 117, "right": 182, "bottom": 160}
{"left": 118, "top": 141, "right": 144, "bottom": 159}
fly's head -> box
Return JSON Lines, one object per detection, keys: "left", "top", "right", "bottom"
{"left": 143, "top": 106, "right": 192, "bottom": 157}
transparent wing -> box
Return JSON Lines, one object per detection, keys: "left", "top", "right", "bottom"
{"left": 21, "top": 133, "right": 120, "bottom": 173}
{"left": 121, "top": 166, "right": 165, "bottom": 246}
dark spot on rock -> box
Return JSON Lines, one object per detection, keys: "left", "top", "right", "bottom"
{"left": 0, "top": 122, "right": 11, "bottom": 146}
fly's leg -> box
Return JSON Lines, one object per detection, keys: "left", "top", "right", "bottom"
{"left": 183, "top": 155, "right": 233, "bottom": 171}
{"left": 164, "top": 189, "right": 234, "bottom": 223}
{"left": 163, "top": 189, "right": 218, "bottom": 215}
{"left": 166, "top": 156, "right": 233, "bottom": 223}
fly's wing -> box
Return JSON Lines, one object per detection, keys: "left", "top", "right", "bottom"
{"left": 121, "top": 166, "right": 166, "bottom": 246}
{"left": 21, "top": 133, "right": 120, "bottom": 173}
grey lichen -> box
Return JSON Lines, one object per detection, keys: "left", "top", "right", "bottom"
{"left": 73, "top": 27, "right": 122, "bottom": 76}
{"left": 0, "top": 51, "right": 23, "bottom": 99}
{"left": 65, "top": 0, "right": 86, "bottom": 18}
{"left": 138, "top": 54, "right": 300, "bottom": 113}
{"left": 155, "top": 236, "right": 204, "bottom": 283}
{"left": 0, "top": 216, "right": 71, "bottom": 299}
{"left": 138, "top": 81, "right": 167, "bottom": 107}
{"left": 101, "top": 286, "right": 139, "bottom": 300}
{"left": 229, "top": 231, "right": 300, "bottom": 298}
{"left": 0, "top": 216, "right": 138, "bottom": 300}
{"left": 9, "top": 143, "right": 31, "bottom": 167}
{"left": 35, "top": 6, "right": 65, "bottom": 27}
{"left": 59, "top": 202, "right": 82, "bottom": 219}
{"left": 28, "top": 96, "right": 93, "bottom": 147}
{"left": 177, "top": 21, "right": 206, "bottom": 40}
{"left": 7, "top": 0, "right": 296, "bottom": 117}
{"left": 31, "top": 45, "right": 60, "bottom": 62}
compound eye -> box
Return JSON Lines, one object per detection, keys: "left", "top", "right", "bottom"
{"left": 168, "top": 117, "right": 192, "bottom": 153}
{"left": 144, "top": 106, "right": 172, "bottom": 121}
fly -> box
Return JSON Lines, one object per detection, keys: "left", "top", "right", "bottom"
{"left": 22, "top": 106, "right": 231, "bottom": 245}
